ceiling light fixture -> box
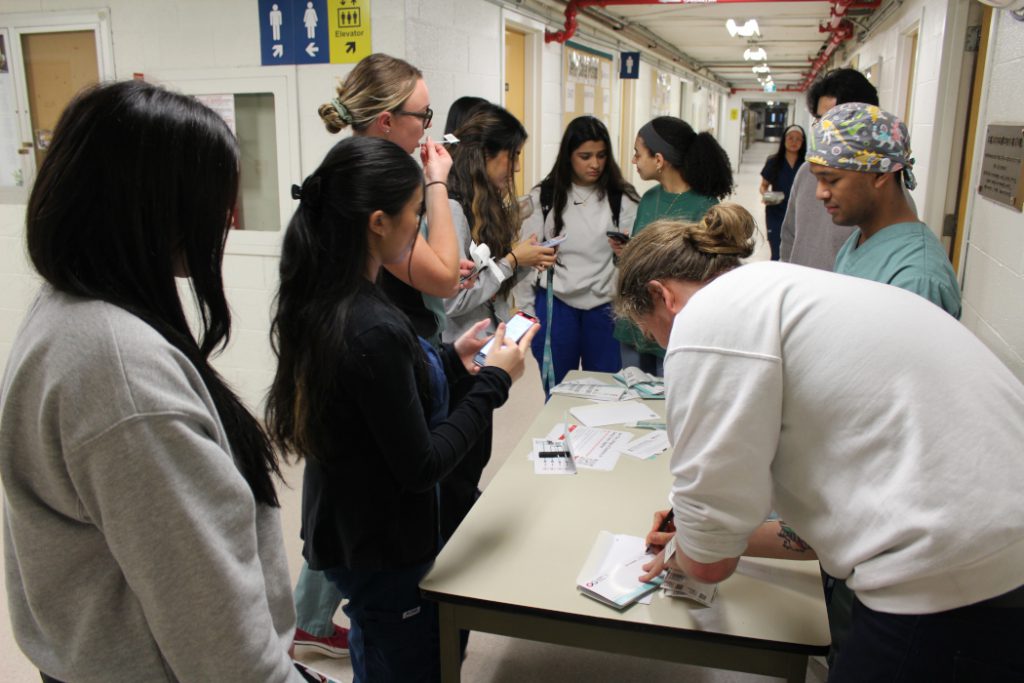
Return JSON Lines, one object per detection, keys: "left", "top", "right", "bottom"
{"left": 752, "top": 63, "right": 771, "bottom": 74}
{"left": 726, "top": 19, "right": 760, "bottom": 38}
{"left": 744, "top": 47, "right": 768, "bottom": 61}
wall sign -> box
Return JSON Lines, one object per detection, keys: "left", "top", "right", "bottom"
{"left": 620, "top": 51, "right": 640, "bottom": 79}
{"left": 978, "top": 124, "right": 1024, "bottom": 212}
{"left": 259, "top": 0, "right": 369, "bottom": 65}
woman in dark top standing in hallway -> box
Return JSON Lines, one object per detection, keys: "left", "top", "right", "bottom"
{"left": 760, "top": 125, "right": 806, "bottom": 260}
{"left": 266, "top": 135, "right": 535, "bottom": 682}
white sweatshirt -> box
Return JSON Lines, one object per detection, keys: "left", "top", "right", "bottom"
{"left": 664, "top": 262, "right": 1024, "bottom": 615}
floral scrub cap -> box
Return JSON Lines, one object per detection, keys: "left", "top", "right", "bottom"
{"left": 808, "top": 102, "right": 917, "bottom": 191}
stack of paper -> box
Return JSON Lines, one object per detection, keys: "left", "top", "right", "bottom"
{"left": 576, "top": 532, "right": 664, "bottom": 610}
{"left": 550, "top": 379, "right": 627, "bottom": 402}
{"left": 613, "top": 366, "right": 666, "bottom": 399}
{"left": 661, "top": 571, "right": 718, "bottom": 606}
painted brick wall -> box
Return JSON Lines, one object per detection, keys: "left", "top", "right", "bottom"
{"left": 958, "top": 10, "right": 1024, "bottom": 382}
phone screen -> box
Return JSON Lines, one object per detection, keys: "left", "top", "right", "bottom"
{"left": 474, "top": 313, "right": 537, "bottom": 365}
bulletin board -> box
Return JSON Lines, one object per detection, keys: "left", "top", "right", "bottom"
{"left": 651, "top": 68, "right": 672, "bottom": 118}
{"left": 563, "top": 41, "right": 613, "bottom": 130}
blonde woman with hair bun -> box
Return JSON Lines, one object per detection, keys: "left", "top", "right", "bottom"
{"left": 318, "top": 53, "right": 467, "bottom": 312}
{"left": 616, "top": 202, "right": 1024, "bottom": 682}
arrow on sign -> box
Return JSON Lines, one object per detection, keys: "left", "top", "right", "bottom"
{"left": 272, "top": 44, "right": 284, "bottom": 58}
{"left": 346, "top": 41, "right": 356, "bottom": 53}
{"left": 305, "top": 43, "right": 319, "bottom": 58}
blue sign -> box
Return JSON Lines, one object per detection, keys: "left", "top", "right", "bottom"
{"left": 259, "top": 0, "right": 329, "bottom": 65}
{"left": 620, "top": 52, "right": 640, "bottom": 80}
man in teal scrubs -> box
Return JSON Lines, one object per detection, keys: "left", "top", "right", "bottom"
{"left": 808, "top": 102, "right": 961, "bottom": 318}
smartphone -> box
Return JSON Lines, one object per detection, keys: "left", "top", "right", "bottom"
{"left": 473, "top": 312, "right": 539, "bottom": 366}
{"left": 540, "top": 235, "right": 567, "bottom": 248}
{"left": 606, "top": 231, "right": 630, "bottom": 244}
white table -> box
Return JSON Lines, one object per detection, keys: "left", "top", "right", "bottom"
{"left": 421, "top": 371, "right": 830, "bottom": 682}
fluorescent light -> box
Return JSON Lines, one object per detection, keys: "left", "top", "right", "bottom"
{"left": 726, "top": 19, "right": 760, "bottom": 38}
{"left": 744, "top": 47, "right": 768, "bottom": 61}
{"left": 752, "top": 64, "right": 771, "bottom": 74}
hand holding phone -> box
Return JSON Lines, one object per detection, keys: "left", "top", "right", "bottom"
{"left": 539, "top": 234, "right": 567, "bottom": 248}
{"left": 474, "top": 312, "right": 539, "bottom": 367}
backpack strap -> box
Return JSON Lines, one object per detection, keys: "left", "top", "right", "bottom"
{"left": 609, "top": 186, "right": 623, "bottom": 228}
{"left": 539, "top": 179, "right": 554, "bottom": 225}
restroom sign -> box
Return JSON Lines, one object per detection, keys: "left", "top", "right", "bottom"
{"left": 620, "top": 52, "right": 640, "bottom": 79}
{"left": 328, "top": 0, "right": 372, "bottom": 64}
{"left": 259, "top": 0, "right": 332, "bottom": 65}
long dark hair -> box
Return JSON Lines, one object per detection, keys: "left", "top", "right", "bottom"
{"left": 267, "top": 137, "right": 425, "bottom": 463}
{"left": 444, "top": 95, "right": 488, "bottom": 135}
{"left": 541, "top": 116, "right": 640, "bottom": 236}
{"left": 448, "top": 103, "right": 527, "bottom": 296}
{"left": 765, "top": 124, "right": 806, "bottom": 183}
{"left": 643, "top": 116, "right": 733, "bottom": 199}
{"left": 25, "top": 80, "right": 282, "bottom": 506}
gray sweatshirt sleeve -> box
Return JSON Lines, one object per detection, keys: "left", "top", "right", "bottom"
{"left": 444, "top": 200, "right": 527, "bottom": 336}
{"left": 66, "top": 412, "right": 302, "bottom": 682}
{"left": 779, "top": 167, "right": 808, "bottom": 263}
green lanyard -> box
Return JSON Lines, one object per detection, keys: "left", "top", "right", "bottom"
{"left": 540, "top": 268, "right": 556, "bottom": 393}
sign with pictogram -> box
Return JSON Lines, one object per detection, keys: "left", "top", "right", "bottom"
{"left": 328, "top": 0, "right": 372, "bottom": 64}
{"left": 259, "top": 0, "right": 330, "bottom": 65}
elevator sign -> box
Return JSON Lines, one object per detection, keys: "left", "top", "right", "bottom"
{"left": 328, "top": 0, "right": 372, "bottom": 64}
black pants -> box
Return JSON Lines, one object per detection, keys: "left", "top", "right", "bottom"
{"left": 829, "top": 588, "right": 1024, "bottom": 682}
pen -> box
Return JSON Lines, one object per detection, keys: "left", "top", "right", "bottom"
{"left": 645, "top": 510, "right": 674, "bottom": 555}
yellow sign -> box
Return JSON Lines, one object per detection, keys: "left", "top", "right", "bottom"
{"left": 329, "top": 0, "right": 371, "bottom": 64}
{"left": 730, "top": 108, "right": 739, "bottom": 121}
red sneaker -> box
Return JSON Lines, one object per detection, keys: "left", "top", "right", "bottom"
{"left": 293, "top": 624, "right": 350, "bottom": 658}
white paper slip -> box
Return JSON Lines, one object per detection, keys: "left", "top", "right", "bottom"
{"left": 576, "top": 531, "right": 663, "bottom": 610}
{"left": 566, "top": 425, "right": 632, "bottom": 471}
{"left": 622, "top": 430, "right": 670, "bottom": 460}
{"left": 661, "top": 570, "right": 718, "bottom": 606}
{"left": 543, "top": 422, "right": 568, "bottom": 442}
{"left": 570, "top": 400, "right": 658, "bottom": 428}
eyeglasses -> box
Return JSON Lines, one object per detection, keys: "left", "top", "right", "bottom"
{"left": 395, "top": 106, "right": 433, "bottom": 128}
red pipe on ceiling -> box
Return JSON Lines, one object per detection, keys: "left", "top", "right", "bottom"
{"left": 545, "top": 0, "right": 878, "bottom": 92}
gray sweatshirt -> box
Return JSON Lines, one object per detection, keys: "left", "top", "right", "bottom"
{"left": 0, "top": 287, "right": 302, "bottom": 683}
{"left": 515, "top": 184, "right": 639, "bottom": 316}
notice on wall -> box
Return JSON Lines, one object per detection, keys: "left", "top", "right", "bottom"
{"left": 259, "top": 0, "right": 370, "bottom": 65}
{"left": 978, "top": 124, "right": 1024, "bottom": 212}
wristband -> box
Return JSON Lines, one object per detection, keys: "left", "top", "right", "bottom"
{"left": 508, "top": 251, "right": 519, "bottom": 270}
{"left": 425, "top": 181, "right": 448, "bottom": 190}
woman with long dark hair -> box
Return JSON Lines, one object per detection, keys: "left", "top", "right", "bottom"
{"left": 443, "top": 103, "right": 557, "bottom": 342}
{"left": 0, "top": 81, "right": 301, "bottom": 682}
{"left": 612, "top": 115, "right": 733, "bottom": 376}
{"left": 760, "top": 124, "right": 806, "bottom": 260}
{"left": 517, "top": 116, "right": 640, "bottom": 390}
{"left": 266, "top": 135, "right": 534, "bottom": 682}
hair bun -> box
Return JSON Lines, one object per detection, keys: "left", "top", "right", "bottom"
{"left": 688, "top": 203, "right": 755, "bottom": 258}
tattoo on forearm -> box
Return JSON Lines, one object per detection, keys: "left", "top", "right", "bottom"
{"left": 777, "top": 522, "right": 811, "bottom": 553}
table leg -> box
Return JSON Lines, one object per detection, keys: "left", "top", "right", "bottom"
{"left": 437, "top": 602, "right": 462, "bottom": 683}
{"left": 784, "top": 654, "right": 808, "bottom": 683}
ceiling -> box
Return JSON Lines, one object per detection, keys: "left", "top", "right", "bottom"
{"left": 556, "top": 1, "right": 882, "bottom": 92}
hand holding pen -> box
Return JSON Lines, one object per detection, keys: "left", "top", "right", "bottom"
{"left": 644, "top": 509, "right": 675, "bottom": 554}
